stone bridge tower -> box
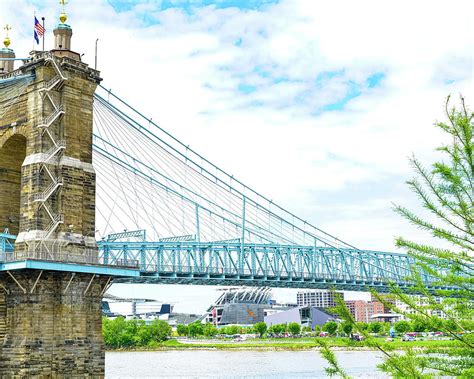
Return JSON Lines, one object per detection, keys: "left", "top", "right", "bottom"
{"left": 0, "top": 9, "right": 109, "bottom": 377}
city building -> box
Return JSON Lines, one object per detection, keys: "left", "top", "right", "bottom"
{"left": 374, "top": 294, "right": 449, "bottom": 321}
{"left": 264, "top": 306, "right": 338, "bottom": 329}
{"left": 102, "top": 294, "right": 173, "bottom": 320}
{"left": 102, "top": 294, "right": 202, "bottom": 326}
{"left": 297, "top": 290, "right": 343, "bottom": 308}
{"left": 345, "top": 300, "right": 385, "bottom": 322}
{"left": 205, "top": 287, "right": 295, "bottom": 326}
{"left": 206, "top": 287, "right": 272, "bottom": 325}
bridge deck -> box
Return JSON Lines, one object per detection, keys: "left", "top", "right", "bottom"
{"left": 0, "top": 259, "right": 140, "bottom": 277}
{"left": 1, "top": 232, "right": 453, "bottom": 292}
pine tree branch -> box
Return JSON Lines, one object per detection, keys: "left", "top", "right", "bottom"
{"left": 437, "top": 147, "right": 474, "bottom": 207}
{"left": 410, "top": 157, "right": 474, "bottom": 229}
{"left": 395, "top": 237, "right": 474, "bottom": 266}
{"left": 395, "top": 205, "right": 474, "bottom": 249}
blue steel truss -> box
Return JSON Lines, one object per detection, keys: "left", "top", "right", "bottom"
{"left": 0, "top": 232, "right": 15, "bottom": 260}
{"left": 0, "top": 232, "right": 459, "bottom": 292}
{"left": 97, "top": 239, "right": 449, "bottom": 292}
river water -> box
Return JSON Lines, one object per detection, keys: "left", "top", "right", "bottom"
{"left": 105, "top": 350, "right": 388, "bottom": 378}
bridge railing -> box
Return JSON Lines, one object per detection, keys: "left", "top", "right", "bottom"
{"left": 0, "top": 234, "right": 139, "bottom": 269}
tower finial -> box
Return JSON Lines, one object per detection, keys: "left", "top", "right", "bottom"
{"left": 59, "top": 0, "right": 68, "bottom": 24}
{"left": 3, "top": 24, "right": 11, "bottom": 48}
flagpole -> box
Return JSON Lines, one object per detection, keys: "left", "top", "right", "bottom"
{"left": 33, "top": 12, "right": 35, "bottom": 51}
{"left": 42, "top": 17, "right": 45, "bottom": 51}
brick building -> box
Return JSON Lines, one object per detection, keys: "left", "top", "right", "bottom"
{"left": 345, "top": 300, "right": 385, "bottom": 322}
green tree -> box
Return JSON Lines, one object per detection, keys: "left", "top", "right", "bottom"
{"left": 242, "top": 326, "right": 254, "bottom": 334}
{"left": 188, "top": 321, "right": 204, "bottom": 337}
{"left": 288, "top": 322, "right": 301, "bottom": 336}
{"left": 176, "top": 324, "right": 188, "bottom": 337}
{"left": 368, "top": 322, "right": 383, "bottom": 335}
{"left": 268, "top": 323, "right": 286, "bottom": 335}
{"left": 410, "top": 320, "right": 427, "bottom": 333}
{"left": 382, "top": 322, "right": 392, "bottom": 336}
{"left": 253, "top": 322, "right": 267, "bottom": 337}
{"left": 203, "top": 323, "right": 218, "bottom": 337}
{"left": 226, "top": 325, "right": 242, "bottom": 335}
{"left": 102, "top": 317, "right": 172, "bottom": 348}
{"left": 341, "top": 322, "right": 353, "bottom": 336}
{"left": 318, "top": 97, "right": 474, "bottom": 378}
{"left": 149, "top": 319, "right": 172, "bottom": 342}
{"left": 103, "top": 317, "right": 134, "bottom": 348}
{"left": 385, "top": 96, "right": 474, "bottom": 377}
{"left": 393, "top": 320, "right": 410, "bottom": 334}
{"left": 356, "top": 322, "right": 368, "bottom": 332}
{"left": 136, "top": 320, "right": 152, "bottom": 345}
{"left": 322, "top": 321, "right": 338, "bottom": 336}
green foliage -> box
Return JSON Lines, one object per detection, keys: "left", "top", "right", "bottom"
{"left": 341, "top": 322, "right": 353, "bottom": 336}
{"left": 176, "top": 324, "right": 188, "bottom": 336}
{"left": 322, "top": 321, "right": 338, "bottom": 336}
{"left": 356, "top": 322, "right": 368, "bottom": 332}
{"left": 302, "top": 326, "right": 312, "bottom": 333}
{"left": 253, "top": 322, "right": 267, "bottom": 337}
{"left": 317, "top": 97, "right": 474, "bottom": 378}
{"left": 203, "top": 323, "right": 218, "bottom": 337}
{"left": 288, "top": 322, "right": 301, "bottom": 336}
{"left": 220, "top": 325, "right": 242, "bottom": 335}
{"left": 411, "top": 319, "right": 427, "bottom": 333}
{"left": 382, "top": 322, "right": 392, "bottom": 335}
{"left": 314, "top": 324, "right": 321, "bottom": 333}
{"left": 149, "top": 320, "right": 172, "bottom": 342}
{"left": 389, "top": 96, "right": 474, "bottom": 375}
{"left": 188, "top": 321, "right": 204, "bottom": 337}
{"left": 102, "top": 317, "right": 172, "bottom": 348}
{"left": 368, "top": 322, "right": 382, "bottom": 335}
{"left": 268, "top": 323, "right": 287, "bottom": 335}
{"left": 394, "top": 321, "right": 411, "bottom": 334}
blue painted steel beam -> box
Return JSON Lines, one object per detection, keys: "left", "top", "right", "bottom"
{"left": 0, "top": 259, "right": 140, "bottom": 277}
{"left": 96, "top": 240, "right": 454, "bottom": 292}
{"left": 0, "top": 232, "right": 463, "bottom": 292}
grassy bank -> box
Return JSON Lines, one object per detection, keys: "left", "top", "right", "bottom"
{"left": 107, "top": 337, "right": 461, "bottom": 352}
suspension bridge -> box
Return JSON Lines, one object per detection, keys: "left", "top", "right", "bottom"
{"left": 1, "top": 78, "right": 447, "bottom": 293}
{"left": 0, "top": 8, "right": 463, "bottom": 376}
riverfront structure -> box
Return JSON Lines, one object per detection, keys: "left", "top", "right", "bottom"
{"left": 0, "top": 6, "right": 116, "bottom": 376}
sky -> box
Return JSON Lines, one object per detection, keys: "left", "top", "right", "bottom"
{"left": 1, "top": 0, "right": 473, "bottom": 313}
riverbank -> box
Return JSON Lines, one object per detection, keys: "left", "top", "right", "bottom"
{"left": 106, "top": 337, "right": 461, "bottom": 352}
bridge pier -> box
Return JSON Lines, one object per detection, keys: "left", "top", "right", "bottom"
{"left": 0, "top": 5, "right": 107, "bottom": 376}
{"left": 0, "top": 271, "right": 107, "bottom": 377}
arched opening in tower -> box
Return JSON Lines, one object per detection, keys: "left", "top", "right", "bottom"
{"left": 0, "top": 134, "right": 27, "bottom": 236}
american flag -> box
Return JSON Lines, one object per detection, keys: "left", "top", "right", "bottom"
{"left": 34, "top": 16, "right": 45, "bottom": 37}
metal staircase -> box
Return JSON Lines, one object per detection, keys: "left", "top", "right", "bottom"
{"left": 34, "top": 54, "right": 68, "bottom": 256}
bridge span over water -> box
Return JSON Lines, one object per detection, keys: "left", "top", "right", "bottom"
{"left": 0, "top": 83, "right": 451, "bottom": 294}
{"left": 0, "top": 12, "right": 463, "bottom": 378}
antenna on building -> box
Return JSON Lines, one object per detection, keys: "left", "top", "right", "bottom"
{"left": 95, "top": 38, "right": 99, "bottom": 69}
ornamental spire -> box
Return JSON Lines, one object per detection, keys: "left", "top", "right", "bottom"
{"left": 3, "top": 25, "right": 11, "bottom": 48}
{"left": 59, "top": 0, "right": 68, "bottom": 24}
